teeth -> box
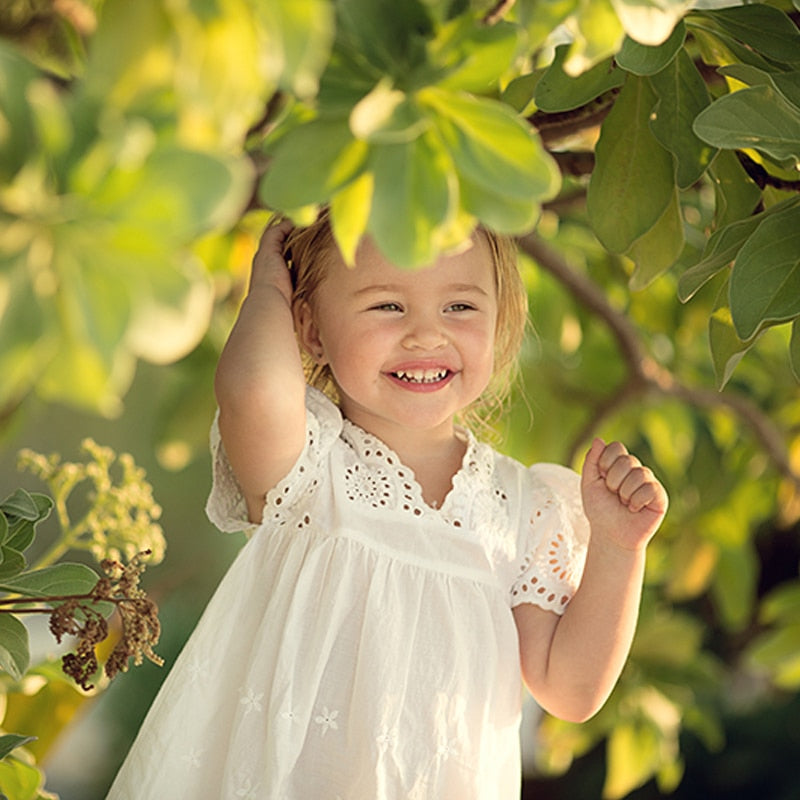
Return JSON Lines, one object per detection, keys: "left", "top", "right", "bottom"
{"left": 394, "top": 368, "right": 448, "bottom": 383}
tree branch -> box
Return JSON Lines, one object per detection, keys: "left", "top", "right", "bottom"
{"left": 737, "top": 151, "right": 800, "bottom": 193}
{"left": 482, "top": 0, "right": 516, "bottom": 25}
{"left": 531, "top": 90, "right": 618, "bottom": 147}
{"left": 517, "top": 233, "right": 800, "bottom": 491}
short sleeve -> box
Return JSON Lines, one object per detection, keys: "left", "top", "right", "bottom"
{"left": 205, "top": 387, "right": 342, "bottom": 533}
{"left": 509, "top": 463, "right": 590, "bottom": 614}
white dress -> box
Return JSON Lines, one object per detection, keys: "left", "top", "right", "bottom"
{"left": 107, "top": 388, "right": 589, "bottom": 800}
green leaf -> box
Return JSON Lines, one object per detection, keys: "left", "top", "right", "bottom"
{"left": 429, "top": 17, "right": 521, "bottom": 93}
{"left": 260, "top": 0, "right": 336, "bottom": 98}
{"left": 694, "top": 5, "right": 800, "bottom": 67}
{"left": 501, "top": 72, "right": 540, "bottom": 115}
{"left": 605, "top": 719, "right": 662, "bottom": 799}
{"left": 627, "top": 187, "right": 685, "bottom": 290}
{"left": 515, "top": 0, "right": 579, "bottom": 53}
{"left": 125, "top": 257, "right": 215, "bottom": 366}
{"left": 260, "top": 117, "right": 369, "bottom": 210}
{"left": 587, "top": 75, "right": 674, "bottom": 253}
{"left": 649, "top": 49, "right": 716, "bottom": 189}
{"left": 87, "top": 147, "right": 253, "bottom": 243}
{"left": 421, "top": 87, "right": 559, "bottom": 231}
{"left": 760, "top": 582, "right": 800, "bottom": 625}
{"left": 772, "top": 72, "right": 800, "bottom": 113}
{"left": 350, "top": 83, "right": 429, "bottom": 144}
{"left": 611, "top": 0, "right": 692, "bottom": 47}
{"left": 711, "top": 543, "right": 758, "bottom": 631}
{"left": 0, "top": 734, "right": 37, "bottom": 761}
{"left": 330, "top": 172, "right": 374, "bottom": 266}
{"left": 678, "top": 197, "right": 800, "bottom": 302}
{"left": 616, "top": 20, "right": 686, "bottom": 76}
{"left": 709, "top": 279, "right": 750, "bottom": 389}
{"left": 0, "top": 549, "right": 27, "bottom": 582}
{"left": 563, "top": 0, "right": 625, "bottom": 75}
{"left": 693, "top": 85, "right": 800, "bottom": 167}
{"left": 367, "top": 133, "right": 455, "bottom": 268}
{"left": 5, "top": 521, "right": 36, "bottom": 557}
{"left": 791, "top": 319, "right": 800, "bottom": 382}
{"left": 534, "top": 46, "right": 624, "bottom": 112}
{"left": 0, "top": 615, "right": 30, "bottom": 681}
{"left": 0, "top": 491, "right": 51, "bottom": 524}
{"left": 0, "top": 753, "right": 43, "bottom": 799}
{"left": 729, "top": 203, "right": 800, "bottom": 340}
{"left": 335, "top": 0, "right": 433, "bottom": 80}
{"left": 0, "top": 514, "right": 7, "bottom": 547}
{"left": 0, "top": 262, "right": 53, "bottom": 410}
{"left": 0, "top": 43, "right": 39, "bottom": 183}
{"left": 748, "top": 625, "right": 800, "bottom": 689}
{"left": 0, "top": 563, "right": 99, "bottom": 599}
{"left": 707, "top": 148, "right": 762, "bottom": 230}
{"left": 718, "top": 65, "right": 800, "bottom": 116}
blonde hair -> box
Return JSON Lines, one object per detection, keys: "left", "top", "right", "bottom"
{"left": 278, "top": 210, "right": 528, "bottom": 433}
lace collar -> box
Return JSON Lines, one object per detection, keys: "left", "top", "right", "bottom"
{"left": 338, "top": 415, "right": 496, "bottom": 518}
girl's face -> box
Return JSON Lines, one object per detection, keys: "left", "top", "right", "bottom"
{"left": 296, "top": 234, "right": 498, "bottom": 446}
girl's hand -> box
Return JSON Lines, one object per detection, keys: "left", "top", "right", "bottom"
{"left": 580, "top": 439, "right": 668, "bottom": 551}
{"left": 249, "top": 218, "right": 295, "bottom": 302}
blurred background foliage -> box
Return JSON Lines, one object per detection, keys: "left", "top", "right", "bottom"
{"left": 0, "top": 0, "right": 799, "bottom": 798}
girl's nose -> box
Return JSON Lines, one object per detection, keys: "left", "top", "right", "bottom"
{"left": 401, "top": 315, "right": 448, "bottom": 351}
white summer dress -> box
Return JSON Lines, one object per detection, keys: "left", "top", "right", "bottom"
{"left": 107, "top": 387, "right": 589, "bottom": 800}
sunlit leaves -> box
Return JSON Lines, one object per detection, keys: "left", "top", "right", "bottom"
{"left": 605, "top": 715, "right": 679, "bottom": 799}
{"left": 748, "top": 583, "right": 800, "bottom": 689}
{"left": 259, "top": 117, "right": 368, "bottom": 210}
{"left": 561, "top": 0, "right": 625, "bottom": 76}
{"left": 0, "top": 29, "right": 252, "bottom": 415}
{"left": 256, "top": 0, "right": 335, "bottom": 99}
{"left": 694, "top": 84, "right": 800, "bottom": 168}
{"left": 0, "top": 734, "right": 36, "bottom": 762}
{"left": 335, "top": 0, "right": 432, "bottom": 83}
{"left": 649, "top": 49, "right": 716, "bottom": 190}
{"left": 535, "top": 47, "right": 624, "bottom": 112}
{"left": 709, "top": 281, "right": 749, "bottom": 390}
{"left": 694, "top": 4, "right": 800, "bottom": 68}
{"left": 0, "top": 46, "right": 40, "bottom": 183}
{"left": 0, "top": 747, "right": 46, "bottom": 798}
{"left": 706, "top": 149, "right": 761, "bottom": 230}
{"left": 627, "top": 187, "right": 684, "bottom": 290}
{"left": 610, "top": 0, "right": 692, "bottom": 47}
{"left": 791, "top": 320, "right": 800, "bottom": 381}
{"left": 587, "top": 75, "right": 674, "bottom": 253}
{"left": 729, "top": 203, "right": 800, "bottom": 340}
{"left": 0, "top": 615, "right": 28, "bottom": 682}
{"left": 368, "top": 132, "right": 455, "bottom": 268}
{"left": 428, "top": 17, "right": 521, "bottom": 93}
{"left": 0, "top": 563, "right": 100, "bottom": 599}
{"left": 420, "top": 87, "right": 560, "bottom": 231}
{"left": 616, "top": 21, "right": 685, "bottom": 76}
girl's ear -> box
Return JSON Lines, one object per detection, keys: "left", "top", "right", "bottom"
{"left": 294, "top": 300, "right": 327, "bottom": 364}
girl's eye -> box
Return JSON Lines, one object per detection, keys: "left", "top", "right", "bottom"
{"left": 372, "top": 302, "right": 402, "bottom": 312}
{"left": 447, "top": 303, "right": 476, "bottom": 312}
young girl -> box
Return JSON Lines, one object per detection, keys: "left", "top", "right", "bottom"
{"left": 108, "top": 213, "right": 667, "bottom": 799}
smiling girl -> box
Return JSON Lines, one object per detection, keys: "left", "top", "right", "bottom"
{"left": 108, "top": 212, "right": 667, "bottom": 799}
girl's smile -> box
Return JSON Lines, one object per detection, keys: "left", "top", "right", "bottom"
{"left": 386, "top": 362, "right": 456, "bottom": 391}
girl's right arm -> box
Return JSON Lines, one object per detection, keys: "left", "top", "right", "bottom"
{"left": 214, "top": 220, "right": 307, "bottom": 523}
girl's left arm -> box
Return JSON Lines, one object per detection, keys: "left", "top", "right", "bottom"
{"left": 512, "top": 439, "right": 668, "bottom": 723}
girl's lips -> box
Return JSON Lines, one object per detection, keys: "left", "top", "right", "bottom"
{"left": 385, "top": 365, "right": 456, "bottom": 392}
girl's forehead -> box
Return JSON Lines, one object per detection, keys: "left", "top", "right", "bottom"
{"left": 329, "top": 234, "right": 495, "bottom": 287}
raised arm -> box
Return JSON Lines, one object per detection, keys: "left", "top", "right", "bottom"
{"left": 214, "top": 220, "right": 308, "bottom": 523}
{"left": 512, "top": 439, "right": 668, "bottom": 722}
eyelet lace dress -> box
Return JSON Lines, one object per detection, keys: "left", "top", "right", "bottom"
{"left": 108, "top": 388, "right": 589, "bottom": 800}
